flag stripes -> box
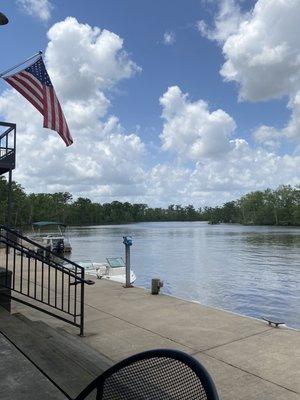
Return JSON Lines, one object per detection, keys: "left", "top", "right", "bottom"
{"left": 4, "top": 56, "right": 73, "bottom": 146}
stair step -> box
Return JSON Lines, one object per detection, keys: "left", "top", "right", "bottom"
{"left": 15, "top": 314, "right": 112, "bottom": 374}
{"left": 0, "top": 331, "right": 66, "bottom": 400}
{"left": 0, "top": 311, "right": 112, "bottom": 399}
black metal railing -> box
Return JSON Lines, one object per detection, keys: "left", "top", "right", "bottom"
{"left": 0, "top": 225, "right": 94, "bottom": 335}
{"left": 0, "top": 121, "right": 16, "bottom": 174}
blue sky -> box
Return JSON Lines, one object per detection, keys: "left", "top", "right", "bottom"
{"left": 1, "top": 1, "right": 287, "bottom": 139}
{"left": 0, "top": 0, "right": 299, "bottom": 206}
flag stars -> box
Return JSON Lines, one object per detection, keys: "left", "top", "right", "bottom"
{"left": 26, "top": 57, "right": 52, "bottom": 86}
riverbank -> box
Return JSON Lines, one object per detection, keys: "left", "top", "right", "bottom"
{"left": 10, "top": 277, "right": 300, "bottom": 399}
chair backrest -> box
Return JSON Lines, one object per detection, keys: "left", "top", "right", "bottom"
{"left": 75, "top": 349, "right": 219, "bottom": 400}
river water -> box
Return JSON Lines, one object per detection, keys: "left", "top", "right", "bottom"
{"left": 68, "top": 222, "right": 300, "bottom": 329}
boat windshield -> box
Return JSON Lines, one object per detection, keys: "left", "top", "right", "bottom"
{"left": 65, "top": 260, "right": 94, "bottom": 270}
{"left": 77, "top": 261, "right": 94, "bottom": 270}
{"left": 106, "top": 257, "right": 125, "bottom": 268}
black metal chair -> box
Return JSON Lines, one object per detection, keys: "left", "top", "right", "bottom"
{"left": 75, "top": 349, "right": 220, "bottom": 400}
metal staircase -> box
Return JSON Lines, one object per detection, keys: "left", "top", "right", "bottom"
{"left": 0, "top": 226, "right": 94, "bottom": 335}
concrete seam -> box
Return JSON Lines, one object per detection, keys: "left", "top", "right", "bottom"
{"left": 84, "top": 303, "right": 275, "bottom": 354}
{"left": 84, "top": 303, "right": 198, "bottom": 352}
{"left": 193, "top": 327, "right": 273, "bottom": 353}
{"left": 196, "top": 352, "right": 300, "bottom": 395}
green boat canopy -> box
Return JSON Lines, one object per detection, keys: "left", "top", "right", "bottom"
{"left": 32, "top": 221, "right": 67, "bottom": 228}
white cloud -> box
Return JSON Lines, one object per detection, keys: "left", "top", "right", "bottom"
{"left": 188, "top": 139, "right": 300, "bottom": 193}
{"left": 253, "top": 125, "right": 281, "bottom": 150}
{"left": 282, "top": 92, "right": 300, "bottom": 140}
{"left": 160, "top": 86, "right": 236, "bottom": 160}
{"left": 197, "top": 0, "right": 245, "bottom": 43}
{"left": 146, "top": 164, "right": 190, "bottom": 204}
{"left": 199, "top": 0, "right": 300, "bottom": 160}
{"left": 252, "top": 90, "right": 300, "bottom": 147}
{"left": 17, "top": 0, "right": 53, "bottom": 21}
{"left": 163, "top": 31, "right": 176, "bottom": 45}
{"left": 218, "top": 0, "right": 300, "bottom": 102}
{"left": 151, "top": 85, "right": 300, "bottom": 206}
{"left": 46, "top": 18, "right": 141, "bottom": 100}
{"left": 0, "top": 18, "right": 144, "bottom": 200}
{"left": 144, "top": 139, "right": 300, "bottom": 207}
{"left": 1, "top": 70, "right": 299, "bottom": 206}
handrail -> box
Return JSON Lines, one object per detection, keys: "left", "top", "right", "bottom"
{"left": 0, "top": 147, "right": 14, "bottom": 153}
{"left": 0, "top": 149, "right": 14, "bottom": 162}
{"left": 0, "top": 225, "right": 94, "bottom": 335}
{"left": 0, "top": 121, "right": 16, "bottom": 128}
{"left": 2, "top": 225, "right": 85, "bottom": 271}
{"left": 1, "top": 226, "right": 94, "bottom": 285}
{"left": 0, "top": 235, "right": 93, "bottom": 286}
{"left": 0, "top": 125, "right": 14, "bottom": 141}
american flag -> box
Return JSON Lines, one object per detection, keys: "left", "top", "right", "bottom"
{"left": 4, "top": 56, "right": 73, "bottom": 146}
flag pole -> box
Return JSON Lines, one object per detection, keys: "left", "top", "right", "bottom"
{"left": 0, "top": 51, "right": 43, "bottom": 78}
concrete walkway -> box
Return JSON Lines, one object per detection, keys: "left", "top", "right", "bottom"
{"left": 14, "top": 278, "right": 300, "bottom": 400}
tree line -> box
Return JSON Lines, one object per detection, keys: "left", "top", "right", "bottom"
{"left": 0, "top": 176, "right": 299, "bottom": 227}
{"left": 201, "top": 186, "right": 300, "bottom": 226}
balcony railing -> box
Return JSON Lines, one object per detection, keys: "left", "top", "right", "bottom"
{"left": 0, "top": 121, "right": 16, "bottom": 174}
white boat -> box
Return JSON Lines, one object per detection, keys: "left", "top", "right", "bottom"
{"left": 68, "top": 257, "right": 136, "bottom": 284}
{"left": 29, "top": 221, "right": 72, "bottom": 255}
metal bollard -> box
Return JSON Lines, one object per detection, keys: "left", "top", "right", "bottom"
{"left": 123, "top": 236, "right": 133, "bottom": 288}
{"left": 151, "top": 278, "right": 163, "bottom": 295}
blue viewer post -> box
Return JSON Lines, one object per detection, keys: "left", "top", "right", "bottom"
{"left": 123, "top": 236, "right": 133, "bottom": 288}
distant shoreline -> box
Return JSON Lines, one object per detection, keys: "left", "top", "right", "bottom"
{"left": 19, "top": 220, "right": 300, "bottom": 231}
{"left": 1, "top": 177, "right": 299, "bottom": 228}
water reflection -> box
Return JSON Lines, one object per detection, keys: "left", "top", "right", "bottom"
{"left": 68, "top": 222, "right": 300, "bottom": 329}
{"left": 243, "top": 233, "right": 300, "bottom": 247}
